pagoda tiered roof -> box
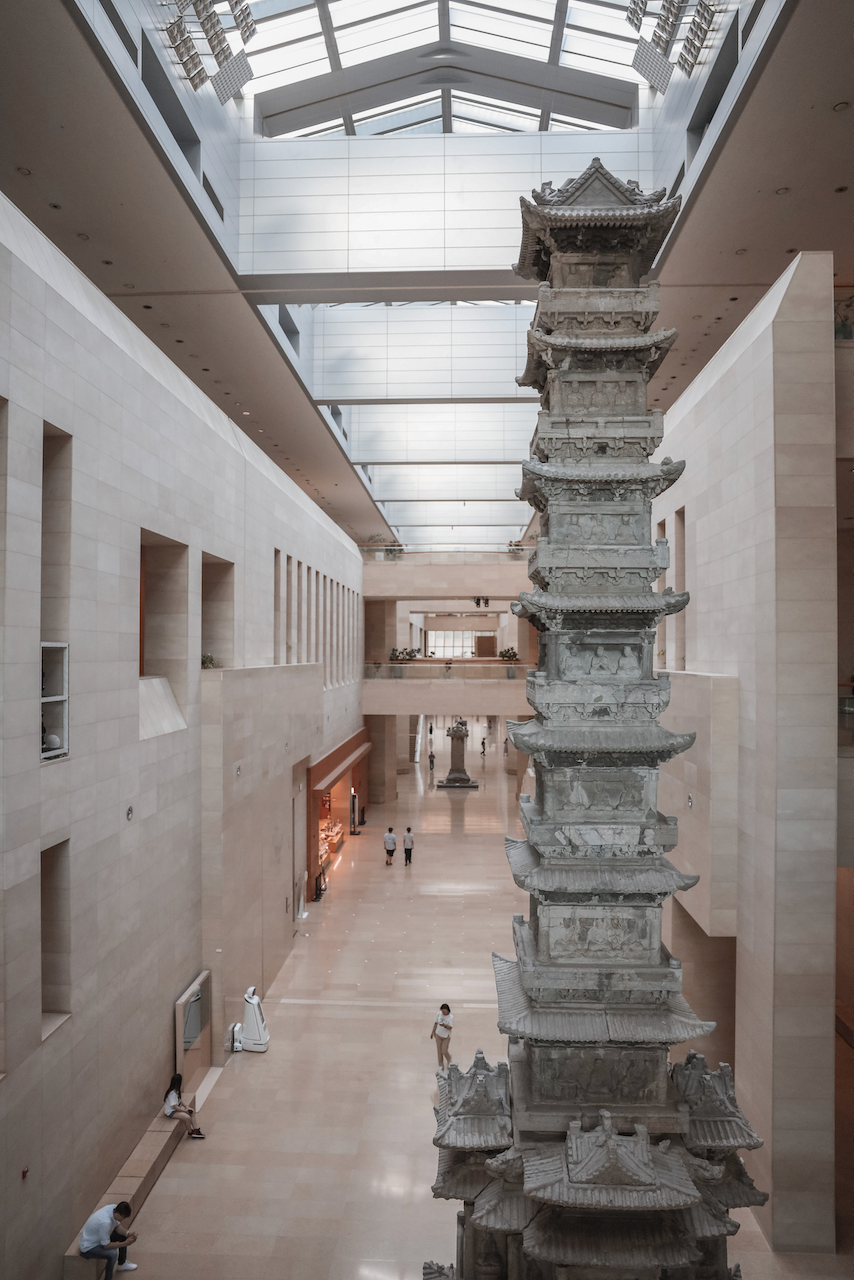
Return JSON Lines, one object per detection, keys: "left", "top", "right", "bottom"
{"left": 507, "top": 718, "right": 695, "bottom": 765}
{"left": 504, "top": 837, "right": 698, "bottom": 899}
{"left": 521, "top": 1113, "right": 700, "bottom": 1212}
{"left": 513, "top": 587, "right": 690, "bottom": 629}
{"left": 518, "top": 326, "right": 677, "bottom": 391}
{"left": 433, "top": 1050, "right": 512, "bottom": 1151}
{"left": 672, "top": 1054, "right": 763, "bottom": 1153}
{"left": 493, "top": 953, "right": 716, "bottom": 1045}
{"left": 518, "top": 456, "right": 686, "bottom": 504}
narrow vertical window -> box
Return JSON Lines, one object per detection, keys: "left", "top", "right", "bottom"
{"left": 297, "top": 561, "right": 304, "bottom": 662}
{"left": 286, "top": 555, "right": 294, "bottom": 663}
{"left": 273, "top": 548, "right": 282, "bottom": 664}
{"left": 41, "top": 840, "right": 71, "bottom": 1038}
{"left": 674, "top": 507, "right": 686, "bottom": 671}
{"left": 655, "top": 519, "right": 666, "bottom": 669}
{"left": 41, "top": 425, "right": 72, "bottom": 759}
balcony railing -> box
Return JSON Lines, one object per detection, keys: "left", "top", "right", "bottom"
{"left": 365, "top": 660, "right": 529, "bottom": 680}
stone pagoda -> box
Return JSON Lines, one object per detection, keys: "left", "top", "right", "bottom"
{"left": 425, "top": 160, "right": 765, "bottom": 1280}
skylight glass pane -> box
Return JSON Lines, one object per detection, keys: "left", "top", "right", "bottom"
{"left": 452, "top": 93, "right": 540, "bottom": 132}
{"left": 353, "top": 94, "right": 443, "bottom": 135}
{"left": 334, "top": 1, "right": 439, "bottom": 66}
{"left": 565, "top": 2, "right": 636, "bottom": 41}
{"left": 449, "top": 2, "right": 552, "bottom": 60}
{"left": 249, "top": 36, "right": 331, "bottom": 82}
{"left": 251, "top": 8, "right": 323, "bottom": 46}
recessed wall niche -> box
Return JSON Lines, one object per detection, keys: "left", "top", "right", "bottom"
{"left": 201, "top": 552, "right": 235, "bottom": 669}
{"left": 140, "top": 531, "right": 190, "bottom": 712}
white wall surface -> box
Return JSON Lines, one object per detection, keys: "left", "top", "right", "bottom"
{"left": 652, "top": 252, "right": 838, "bottom": 1251}
{"left": 0, "top": 187, "right": 362, "bottom": 1278}
{"left": 237, "top": 130, "right": 655, "bottom": 275}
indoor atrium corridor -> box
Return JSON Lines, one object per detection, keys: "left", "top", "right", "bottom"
{"left": 126, "top": 720, "right": 848, "bottom": 1280}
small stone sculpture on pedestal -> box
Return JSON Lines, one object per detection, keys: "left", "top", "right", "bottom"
{"left": 425, "top": 159, "right": 765, "bottom": 1280}
{"left": 438, "top": 720, "right": 479, "bottom": 790}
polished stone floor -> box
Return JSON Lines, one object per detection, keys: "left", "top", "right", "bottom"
{"left": 130, "top": 716, "right": 852, "bottom": 1278}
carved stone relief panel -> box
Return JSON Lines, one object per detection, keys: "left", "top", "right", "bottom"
{"left": 529, "top": 1045, "right": 667, "bottom": 1105}
{"left": 541, "top": 904, "right": 660, "bottom": 963}
{"left": 541, "top": 767, "right": 658, "bottom": 822}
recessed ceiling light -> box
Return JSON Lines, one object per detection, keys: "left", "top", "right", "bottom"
{"left": 735, "top": 249, "right": 747, "bottom": 255}
{"left": 202, "top": 367, "right": 209, "bottom": 371}
{"left": 836, "top": 186, "right": 849, "bottom": 193}
{"left": 775, "top": 187, "right": 789, "bottom": 195}
{"left": 49, "top": 202, "right": 61, "bottom": 210}
{"left": 833, "top": 102, "right": 850, "bottom": 111}
{"left": 224, "top": 392, "right": 230, "bottom": 396}
{"left": 102, "top": 259, "right": 113, "bottom": 265}
{"left": 729, "top": 296, "right": 738, "bottom": 301}
{"left": 692, "top": 314, "right": 702, "bottom": 319}
{"left": 16, "top": 167, "right": 31, "bottom": 176}
{"left": 123, "top": 283, "right": 135, "bottom": 289}
{"left": 785, "top": 248, "right": 797, "bottom": 254}
{"left": 214, "top": 379, "right": 221, "bottom": 384}
{"left": 143, "top": 304, "right": 152, "bottom": 309}
{"left": 77, "top": 233, "right": 89, "bottom": 241}
{"left": 160, "top": 323, "right": 170, "bottom": 329}
{"left": 242, "top": 411, "right": 250, "bottom": 416}
{"left": 175, "top": 339, "right": 184, "bottom": 343}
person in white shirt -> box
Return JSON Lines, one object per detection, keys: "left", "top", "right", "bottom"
{"left": 404, "top": 828, "right": 414, "bottom": 866}
{"left": 431, "top": 1003, "right": 453, "bottom": 1069}
{"left": 383, "top": 827, "right": 396, "bottom": 865}
{"left": 79, "top": 1201, "right": 137, "bottom": 1278}
{"left": 164, "top": 1073, "right": 204, "bottom": 1138}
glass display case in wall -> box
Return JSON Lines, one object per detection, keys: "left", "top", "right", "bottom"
{"left": 41, "top": 642, "right": 68, "bottom": 759}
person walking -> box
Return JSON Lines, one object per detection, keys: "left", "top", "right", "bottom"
{"left": 480, "top": 737, "right": 486, "bottom": 757}
{"left": 79, "top": 1202, "right": 138, "bottom": 1278}
{"left": 384, "top": 827, "right": 396, "bottom": 865}
{"left": 503, "top": 737, "right": 509, "bottom": 757}
{"left": 404, "top": 828, "right": 414, "bottom": 866}
{"left": 428, "top": 750, "right": 435, "bottom": 772}
{"left": 431, "top": 1003, "right": 453, "bottom": 1070}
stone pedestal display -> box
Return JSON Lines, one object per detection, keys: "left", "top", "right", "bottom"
{"left": 425, "top": 161, "right": 765, "bottom": 1280}
{"left": 438, "top": 719, "right": 479, "bottom": 789}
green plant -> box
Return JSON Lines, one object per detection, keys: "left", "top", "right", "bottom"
{"left": 201, "top": 653, "right": 216, "bottom": 669}
{"left": 499, "top": 648, "right": 518, "bottom": 661}
{"left": 390, "top": 647, "right": 421, "bottom": 661}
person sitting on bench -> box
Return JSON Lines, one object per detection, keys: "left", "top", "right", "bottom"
{"left": 164, "top": 1073, "right": 204, "bottom": 1138}
{"left": 79, "top": 1201, "right": 137, "bottom": 1277}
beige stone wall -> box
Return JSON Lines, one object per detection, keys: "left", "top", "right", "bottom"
{"left": 652, "top": 253, "right": 838, "bottom": 1250}
{"left": 0, "top": 195, "right": 362, "bottom": 1276}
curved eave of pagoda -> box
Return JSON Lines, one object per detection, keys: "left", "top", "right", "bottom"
{"left": 503, "top": 838, "right": 699, "bottom": 898}
{"left": 506, "top": 720, "right": 696, "bottom": 766}
{"left": 512, "top": 588, "right": 690, "bottom": 628}
{"left": 517, "top": 457, "right": 685, "bottom": 504}
{"left": 513, "top": 195, "right": 682, "bottom": 283}
{"left": 517, "top": 326, "right": 677, "bottom": 390}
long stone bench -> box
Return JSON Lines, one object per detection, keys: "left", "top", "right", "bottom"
{"left": 63, "top": 1095, "right": 195, "bottom": 1277}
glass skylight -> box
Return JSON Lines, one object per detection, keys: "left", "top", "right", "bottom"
{"left": 242, "top": 0, "right": 645, "bottom": 128}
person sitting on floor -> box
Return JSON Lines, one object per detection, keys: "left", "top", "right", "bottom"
{"left": 164, "top": 1073, "right": 204, "bottom": 1138}
{"left": 79, "top": 1200, "right": 137, "bottom": 1277}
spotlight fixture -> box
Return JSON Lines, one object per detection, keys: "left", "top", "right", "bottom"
{"left": 143, "top": 304, "right": 152, "bottom": 309}
{"left": 77, "top": 233, "right": 89, "bottom": 241}
{"left": 625, "top": 0, "right": 647, "bottom": 32}
{"left": 165, "top": 1, "right": 255, "bottom": 102}
{"left": 651, "top": 0, "right": 681, "bottom": 53}
{"left": 677, "top": 1, "right": 716, "bottom": 77}
{"left": 166, "top": 14, "right": 207, "bottom": 89}
{"left": 729, "top": 296, "right": 738, "bottom": 301}
{"left": 833, "top": 102, "right": 850, "bottom": 111}
{"left": 16, "top": 166, "right": 31, "bottom": 176}
{"left": 735, "top": 248, "right": 747, "bottom": 255}
{"left": 836, "top": 186, "right": 849, "bottom": 193}
{"left": 102, "top": 259, "right": 113, "bottom": 265}
{"left": 49, "top": 202, "right": 61, "bottom": 209}
{"left": 775, "top": 187, "right": 789, "bottom": 194}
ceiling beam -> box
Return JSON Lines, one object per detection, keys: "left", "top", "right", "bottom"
{"left": 539, "top": 0, "right": 570, "bottom": 130}
{"left": 254, "top": 41, "right": 637, "bottom": 135}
